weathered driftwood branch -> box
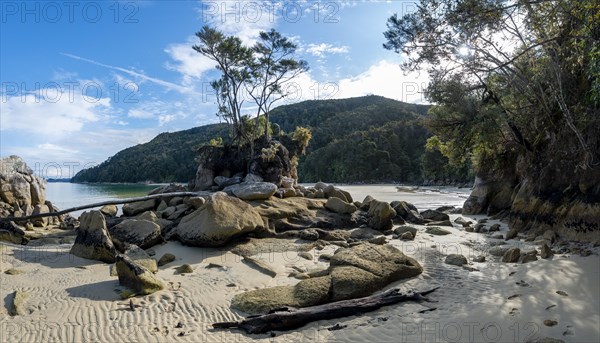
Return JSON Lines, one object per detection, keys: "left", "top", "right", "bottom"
{"left": 0, "top": 192, "right": 201, "bottom": 222}
{"left": 212, "top": 287, "right": 439, "bottom": 334}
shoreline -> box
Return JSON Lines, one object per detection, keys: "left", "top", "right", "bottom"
{"left": 1, "top": 185, "right": 598, "bottom": 343}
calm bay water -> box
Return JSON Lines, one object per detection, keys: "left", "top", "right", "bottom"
{"left": 45, "top": 182, "right": 470, "bottom": 218}
{"left": 46, "top": 183, "right": 161, "bottom": 216}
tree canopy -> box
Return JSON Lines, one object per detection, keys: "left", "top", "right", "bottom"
{"left": 384, "top": 0, "right": 599, "bottom": 172}
{"left": 194, "top": 26, "right": 308, "bottom": 145}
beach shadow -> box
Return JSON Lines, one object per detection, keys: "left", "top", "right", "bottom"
{"left": 66, "top": 280, "right": 121, "bottom": 301}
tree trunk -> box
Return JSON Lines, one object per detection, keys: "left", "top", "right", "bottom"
{"left": 0, "top": 192, "right": 201, "bottom": 222}
{"left": 212, "top": 287, "right": 438, "bottom": 334}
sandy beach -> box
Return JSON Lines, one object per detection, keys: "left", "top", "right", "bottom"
{"left": 1, "top": 185, "right": 598, "bottom": 343}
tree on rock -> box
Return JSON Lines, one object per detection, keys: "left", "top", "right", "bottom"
{"left": 384, "top": 0, "right": 600, "bottom": 239}
{"left": 194, "top": 26, "right": 308, "bottom": 145}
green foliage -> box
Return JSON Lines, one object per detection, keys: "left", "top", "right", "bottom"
{"left": 260, "top": 144, "right": 278, "bottom": 162}
{"left": 194, "top": 26, "right": 307, "bottom": 145}
{"left": 72, "top": 96, "right": 471, "bottom": 184}
{"left": 72, "top": 124, "right": 229, "bottom": 183}
{"left": 289, "top": 126, "right": 312, "bottom": 154}
{"left": 385, "top": 0, "right": 600, "bottom": 174}
{"left": 208, "top": 137, "right": 223, "bottom": 146}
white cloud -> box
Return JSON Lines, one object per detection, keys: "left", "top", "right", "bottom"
{"left": 61, "top": 53, "right": 198, "bottom": 95}
{"left": 273, "top": 60, "right": 429, "bottom": 105}
{"left": 305, "top": 43, "right": 349, "bottom": 57}
{"left": 164, "top": 38, "right": 216, "bottom": 85}
{"left": 126, "top": 99, "right": 195, "bottom": 127}
{"left": 199, "top": 1, "right": 278, "bottom": 45}
{"left": 128, "top": 108, "right": 154, "bottom": 119}
{"left": 335, "top": 60, "right": 430, "bottom": 104}
{"left": 0, "top": 87, "right": 109, "bottom": 136}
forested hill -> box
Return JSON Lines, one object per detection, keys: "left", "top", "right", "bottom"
{"left": 72, "top": 95, "right": 465, "bottom": 184}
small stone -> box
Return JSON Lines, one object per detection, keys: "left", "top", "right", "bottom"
{"left": 299, "top": 229, "right": 319, "bottom": 241}
{"left": 158, "top": 253, "right": 176, "bottom": 267}
{"left": 445, "top": 254, "right": 468, "bottom": 266}
{"left": 502, "top": 248, "right": 521, "bottom": 263}
{"left": 298, "top": 252, "right": 313, "bottom": 261}
{"left": 520, "top": 250, "right": 538, "bottom": 263}
{"left": 8, "top": 290, "right": 28, "bottom": 316}
{"left": 474, "top": 223, "right": 486, "bottom": 233}
{"left": 506, "top": 228, "right": 518, "bottom": 240}
{"left": 399, "top": 231, "right": 414, "bottom": 241}
{"left": 4, "top": 268, "right": 24, "bottom": 275}
{"left": 543, "top": 319, "right": 558, "bottom": 327}
{"left": 465, "top": 226, "right": 474, "bottom": 233}
{"left": 290, "top": 272, "right": 310, "bottom": 280}
{"left": 242, "top": 256, "right": 277, "bottom": 277}
{"left": 556, "top": 290, "right": 568, "bottom": 297}
{"left": 100, "top": 205, "right": 118, "bottom": 217}
{"left": 425, "top": 227, "right": 451, "bottom": 235}
{"left": 489, "top": 246, "right": 509, "bottom": 257}
{"left": 541, "top": 244, "right": 554, "bottom": 259}
{"left": 472, "top": 256, "right": 485, "bottom": 263}
{"left": 368, "top": 236, "right": 386, "bottom": 245}
{"left": 488, "top": 224, "right": 501, "bottom": 232}
{"left": 175, "top": 264, "right": 193, "bottom": 274}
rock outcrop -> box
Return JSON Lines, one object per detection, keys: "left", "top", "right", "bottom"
{"left": 231, "top": 243, "right": 422, "bottom": 314}
{"left": 367, "top": 200, "right": 396, "bottom": 231}
{"left": 115, "top": 254, "right": 164, "bottom": 296}
{"left": 70, "top": 211, "right": 117, "bottom": 263}
{"left": 224, "top": 182, "right": 277, "bottom": 201}
{"left": 0, "top": 156, "right": 60, "bottom": 229}
{"left": 170, "top": 193, "right": 265, "bottom": 246}
{"left": 463, "top": 149, "right": 600, "bottom": 243}
{"left": 109, "top": 219, "right": 162, "bottom": 250}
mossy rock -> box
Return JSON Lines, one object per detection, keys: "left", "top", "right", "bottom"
{"left": 115, "top": 255, "right": 164, "bottom": 296}
{"left": 231, "top": 275, "right": 331, "bottom": 315}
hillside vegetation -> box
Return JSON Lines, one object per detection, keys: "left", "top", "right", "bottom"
{"left": 72, "top": 96, "right": 470, "bottom": 184}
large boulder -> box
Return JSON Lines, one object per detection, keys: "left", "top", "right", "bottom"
{"left": 122, "top": 244, "right": 158, "bottom": 273}
{"left": 109, "top": 219, "right": 162, "bottom": 250}
{"left": 0, "top": 155, "right": 46, "bottom": 212}
{"left": 115, "top": 255, "right": 164, "bottom": 296}
{"left": 70, "top": 211, "right": 117, "bottom": 263}
{"left": 122, "top": 199, "right": 157, "bottom": 217}
{"left": 420, "top": 209, "right": 450, "bottom": 222}
{"left": 31, "top": 204, "right": 50, "bottom": 227}
{"left": 100, "top": 205, "right": 118, "bottom": 217}
{"left": 224, "top": 182, "right": 278, "bottom": 201}
{"left": 231, "top": 243, "right": 422, "bottom": 314}
{"left": 329, "top": 243, "right": 422, "bottom": 300}
{"left": 367, "top": 200, "right": 396, "bottom": 231}
{"left": 0, "top": 220, "right": 27, "bottom": 244}
{"left": 171, "top": 193, "right": 265, "bottom": 246}
{"left": 325, "top": 197, "right": 357, "bottom": 214}
{"left": 249, "top": 197, "right": 357, "bottom": 232}
{"left": 232, "top": 276, "right": 332, "bottom": 315}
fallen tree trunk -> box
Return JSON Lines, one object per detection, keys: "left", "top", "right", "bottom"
{"left": 0, "top": 192, "right": 201, "bottom": 222}
{"left": 213, "top": 287, "right": 439, "bottom": 334}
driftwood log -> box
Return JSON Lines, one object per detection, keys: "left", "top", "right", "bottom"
{"left": 213, "top": 287, "right": 439, "bottom": 334}
{"left": 0, "top": 192, "right": 201, "bottom": 222}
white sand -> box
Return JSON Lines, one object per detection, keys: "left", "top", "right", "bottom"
{"left": 1, "top": 185, "right": 598, "bottom": 342}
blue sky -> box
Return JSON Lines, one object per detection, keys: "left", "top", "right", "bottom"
{"left": 0, "top": 0, "right": 428, "bottom": 178}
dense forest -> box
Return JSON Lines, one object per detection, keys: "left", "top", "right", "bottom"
{"left": 72, "top": 95, "right": 471, "bottom": 184}
{"left": 383, "top": 0, "right": 598, "bottom": 241}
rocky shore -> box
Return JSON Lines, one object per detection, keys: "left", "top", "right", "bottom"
{"left": 1, "top": 157, "right": 598, "bottom": 342}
